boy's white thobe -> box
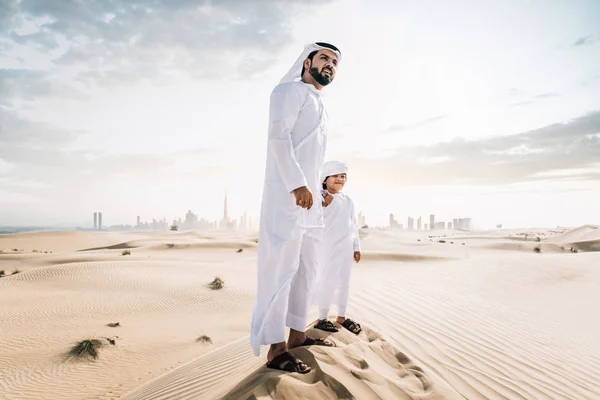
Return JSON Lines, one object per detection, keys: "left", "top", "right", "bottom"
{"left": 313, "top": 192, "right": 361, "bottom": 317}
{"left": 250, "top": 80, "right": 329, "bottom": 356}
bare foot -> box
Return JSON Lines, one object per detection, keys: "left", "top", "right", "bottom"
{"left": 336, "top": 316, "right": 346, "bottom": 324}
{"left": 267, "top": 341, "right": 287, "bottom": 363}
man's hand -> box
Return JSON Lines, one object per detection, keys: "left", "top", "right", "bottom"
{"left": 293, "top": 186, "right": 313, "bottom": 209}
{"left": 322, "top": 190, "right": 334, "bottom": 207}
{"left": 354, "top": 251, "right": 361, "bottom": 263}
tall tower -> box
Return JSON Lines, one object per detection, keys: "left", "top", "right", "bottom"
{"left": 429, "top": 214, "right": 435, "bottom": 230}
{"left": 137, "top": 216, "right": 141, "bottom": 226}
{"left": 98, "top": 212, "right": 103, "bottom": 230}
{"left": 223, "top": 191, "right": 228, "bottom": 222}
{"left": 93, "top": 212, "right": 97, "bottom": 229}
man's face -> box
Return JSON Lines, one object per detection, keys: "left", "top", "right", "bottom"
{"left": 307, "top": 49, "right": 339, "bottom": 86}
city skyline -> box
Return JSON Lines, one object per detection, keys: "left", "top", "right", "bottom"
{"left": 1, "top": 1, "right": 599, "bottom": 229}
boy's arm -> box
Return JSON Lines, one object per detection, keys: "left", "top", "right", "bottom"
{"left": 267, "top": 84, "right": 307, "bottom": 193}
{"left": 350, "top": 199, "right": 361, "bottom": 252}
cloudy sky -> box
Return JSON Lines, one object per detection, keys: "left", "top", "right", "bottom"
{"left": 1, "top": 0, "right": 599, "bottom": 229}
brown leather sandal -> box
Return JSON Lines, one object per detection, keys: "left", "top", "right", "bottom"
{"left": 341, "top": 318, "right": 362, "bottom": 334}
{"left": 266, "top": 351, "right": 311, "bottom": 373}
{"left": 301, "top": 336, "right": 335, "bottom": 347}
{"left": 314, "top": 319, "right": 339, "bottom": 332}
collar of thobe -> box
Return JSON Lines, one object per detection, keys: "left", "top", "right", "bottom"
{"left": 279, "top": 42, "right": 342, "bottom": 88}
{"left": 303, "top": 81, "right": 325, "bottom": 97}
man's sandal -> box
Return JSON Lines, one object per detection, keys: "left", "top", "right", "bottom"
{"left": 314, "top": 319, "right": 339, "bottom": 332}
{"left": 301, "top": 336, "right": 335, "bottom": 347}
{"left": 266, "top": 352, "right": 311, "bottom": 373}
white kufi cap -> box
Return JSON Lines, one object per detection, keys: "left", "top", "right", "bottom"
{"left": 322, "top": 160, "right": 348, "bottom": 183}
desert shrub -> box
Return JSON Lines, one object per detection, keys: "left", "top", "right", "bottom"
{"left": 196, "top": 335, "right": 212, "bottom": 344}
{"left": 209, "top": 277, "right": 224, "bottom": 290}
{"left": 68, "top": 339, "right": 104, "bottom": 360}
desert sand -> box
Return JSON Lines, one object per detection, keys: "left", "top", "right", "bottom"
{"left": 1, "top": 225, "right": 599, "bottom": 400}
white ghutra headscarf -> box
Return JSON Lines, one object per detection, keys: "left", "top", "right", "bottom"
{"left": 279, "top": 42, "right": 342, "bottom": 84}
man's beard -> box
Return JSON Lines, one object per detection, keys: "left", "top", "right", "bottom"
{"left": 309, "top": 66, "right": 332, "bottom": 86}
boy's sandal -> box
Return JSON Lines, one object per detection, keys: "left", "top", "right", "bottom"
{"left": 341, "top": 318, "right": 362, "bottom": 334}
{"left": 314, "top": 319, "right": 339, "bottom": 332}
{"left": 266, "top": 352, "right": 311, "bottom": 373}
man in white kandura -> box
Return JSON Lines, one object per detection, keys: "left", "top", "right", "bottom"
{"left": 312, "top": 160, "right": 363, "bottom": 336}
{"left": 250, "top": 42, "right": 342, "bottom": 374}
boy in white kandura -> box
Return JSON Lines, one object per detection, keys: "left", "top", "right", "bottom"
{"left": 312, "top": 160, "right": 363, "bottom": 335}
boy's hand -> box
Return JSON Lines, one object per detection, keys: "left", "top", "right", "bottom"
{"left": 322, "top": 190, "right": 334, "bottom": 207}
{"left": 354, "top": 251, "right": 361, "bottom": 263}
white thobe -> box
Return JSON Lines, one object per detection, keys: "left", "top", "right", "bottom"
{"left": 313, "top": 193, "right": 361, "bottom": 317}
{"left": 250, "top": 80, "right": 329, "bottom": 356}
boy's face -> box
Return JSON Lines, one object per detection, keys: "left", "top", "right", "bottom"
{"left": 325, "top": 173, "right": 347, "bottom": 193}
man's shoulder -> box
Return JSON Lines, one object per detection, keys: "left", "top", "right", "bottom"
{"left": 272, "top": 81, "right": 310, "bottom": 95}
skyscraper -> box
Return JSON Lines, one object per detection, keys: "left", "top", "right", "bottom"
{"left": 220, "top": 191, "right": 231, "bottom": 229}
{"left": 417, "top": 216, "right": 422, "bottom": 231}
{"left": 407, "top": 216, "right": 414, "bottom": 231}
{"left": 137, "top": 216, "right": 141, "bottom": 226}
{"left": 93, "top": 212, "right": 97, "bottom": 229}
{"left": 98, "top": 212, "right": 103, "bottom": 230}
{"left": 429, "top": 214, "right": 435, "bottom": 230}
{"left": 223, "top": 190, "right": 228, "bottom": 222}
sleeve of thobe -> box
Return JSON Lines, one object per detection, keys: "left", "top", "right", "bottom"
{"left": 267, "top": 84, "right": 308, "bottom": 193}
{"left": 350, "top": 199, "right": 361, "bottom": 251}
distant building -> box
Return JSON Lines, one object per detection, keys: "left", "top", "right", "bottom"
{"left": 98, "top": 212, "right": 103, "bottom": 230}
{"left": 429, "top": 214, "right": 435, "bottom": 230}
{"left": 417, "top": 216, "right": 422, "bottom": 231}
{"left": 390, "top": 213, "right": 400, "bottom": 229}
{"left": 93, "top": 212, "right": 97, "bottom": 229}
{"left": 407, "top": 216, "right": 414, "bottom": 231}
{"left": 137, "top": 216, "right": 141, "bottom": 226}
{"left": 358, "top": 212, "right": 366, "bottom": 227}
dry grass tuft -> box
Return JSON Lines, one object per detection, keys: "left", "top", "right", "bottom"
{"left": 68, "top": 339, "right": 104, "bottom": 360}
{"left": 209, "top": 276, "right": 224, "bottom": 290}
{"left": 196, "top": 335, "right": 212, "bottom": 344}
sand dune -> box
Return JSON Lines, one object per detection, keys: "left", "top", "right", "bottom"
{"left": 545, "top": 225, "right": 600, "bottom": 252}
{"left": 2, "top": 228, "right": 600, "bottom": 399}
{"left": 0, "top": 231, "right": 148, "bottom": 253}
{"left": 123, "top": 324, "right": 451, "bottom": 400}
